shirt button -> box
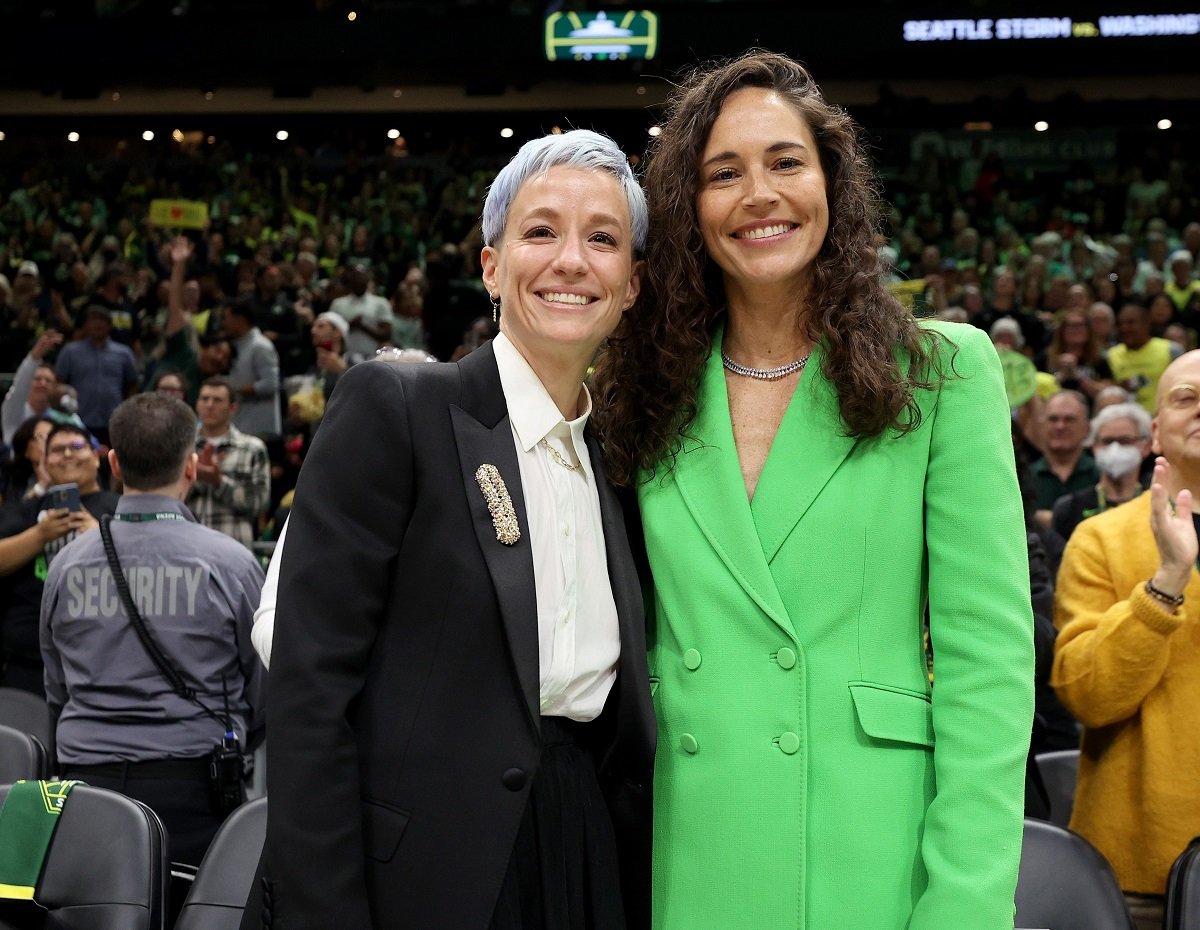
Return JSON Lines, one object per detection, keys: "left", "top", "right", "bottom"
{"left": 680, "top": 733, "right": 699, "bottom": 754}
{"left": 562, "top": 525, "right": 570, "bottom": 536}
{"left": 778, "top": 732, "right": 800, "bottom": 755}
{"left": 683, "top": 648, "right": 702, "bottom": 670}
{"left": 776, "top": 647, "right": 796, "bottom": 670}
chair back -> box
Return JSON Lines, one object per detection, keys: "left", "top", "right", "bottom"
{"left": 0, "top": 690, "right": 53, "bottom": 757}
{"left": 1016, "top": 818, "right": 1134, "bottom": 930}
{"left": 1166, "top": 836, "right": 1200, "bottom": 930}
{"left": 0, "top": 725, "right": 50, "bottom": 783}
{"left": 173, "top": 798, "right": 267, "bottom": 930}
{"left": 1034, "top": 748, "right": 1080, "bottom": 827}
{"left": 0, "top": 783, "right": 168, "bottom": 930}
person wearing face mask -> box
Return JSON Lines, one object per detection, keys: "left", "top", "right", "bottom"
{"left": 1052, "top": 402, "right": 1152, "bottom": 541}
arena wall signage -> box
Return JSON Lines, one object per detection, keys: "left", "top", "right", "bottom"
{"left": 902, "top": 12, "right": 1200, "bottom": 41}
{"left": 908, "top": 129, "right": 1117, "bottom": 170}
{"left": 544, "top": 10, "right": 659, "bottom": 61}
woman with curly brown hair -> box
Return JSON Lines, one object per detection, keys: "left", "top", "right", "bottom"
{"left": 592, "top": 51, "right": 1033, "bottom": 929}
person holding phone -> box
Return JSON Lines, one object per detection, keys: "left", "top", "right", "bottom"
{"left": 0, "top": 422, "right": 117, "bottom": 694}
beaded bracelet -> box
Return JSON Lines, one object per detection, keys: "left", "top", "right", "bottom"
{"left": 1145, "top": 579, "right": 1185, "bottom": 608}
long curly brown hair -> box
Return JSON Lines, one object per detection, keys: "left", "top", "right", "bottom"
{"left": 592, "top": 50, "right": 948, "bottom": 487}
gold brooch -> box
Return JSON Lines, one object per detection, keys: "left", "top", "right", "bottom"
{"left": 475, "top": 464, "right": 521, "bottom": 545}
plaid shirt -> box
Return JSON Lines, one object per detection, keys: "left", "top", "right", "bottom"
{"left": 186, "top": 424, "right": 270, "bottom": 547}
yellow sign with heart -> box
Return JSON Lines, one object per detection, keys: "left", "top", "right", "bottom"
{"left": 148, "top": 198, "right": 209, "bottom": 230}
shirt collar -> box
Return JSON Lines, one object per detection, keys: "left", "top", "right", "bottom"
{"left": 491, "top": 332, "right": 594, "bottom": 480}
{"left": 116, "top": 493, "right": 197, "bottom": 522}
{"left": 196, "top": 425, "right": 239, "bottom": 447}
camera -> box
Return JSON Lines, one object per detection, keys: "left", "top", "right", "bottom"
{"left": 207, "top": 734, "right": 246, "bottom": 818}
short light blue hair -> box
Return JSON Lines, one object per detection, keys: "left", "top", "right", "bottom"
{"left": 481, "top": 129, "right": 647, "bottom": 254}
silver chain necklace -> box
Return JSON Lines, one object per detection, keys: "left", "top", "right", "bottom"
{"left": 539, "top": 438, "right": 580, "bottom": 471}
{"left": 721, "top": 350, "right": 812, "bottom": 381}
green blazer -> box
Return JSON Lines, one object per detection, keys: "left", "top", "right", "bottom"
{"left": 640, "top": 321, "right": 1033, "bottom": 930}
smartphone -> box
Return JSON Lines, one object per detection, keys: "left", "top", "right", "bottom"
{"left": 44, "top": 482, "right": 81, "bottom": 512}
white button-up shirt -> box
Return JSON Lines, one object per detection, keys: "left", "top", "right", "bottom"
{"left": 492, "top": 332, "right": 620, "bottom": 722}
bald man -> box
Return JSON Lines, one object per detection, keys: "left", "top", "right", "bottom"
{"left": 1052, "top": 349, "right": 1200, "bottom": 930}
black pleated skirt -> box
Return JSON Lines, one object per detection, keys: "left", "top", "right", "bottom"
{"left": 489, "top": 716, "right": 626, "bottom": 930}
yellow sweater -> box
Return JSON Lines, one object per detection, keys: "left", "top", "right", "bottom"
{"left": 1052, "top": 490, "right": 1200, "bottom": 894}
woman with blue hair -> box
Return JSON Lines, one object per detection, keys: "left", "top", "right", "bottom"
{"left": 245, "top": 129, "right": 654, "bottom": 930}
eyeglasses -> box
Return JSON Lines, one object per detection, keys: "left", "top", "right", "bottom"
{"left": 1095, "top": 437, "right": 1142, "bottom": 447}
{"left": 46, "top": 438, "right": 89, "bottom": 457}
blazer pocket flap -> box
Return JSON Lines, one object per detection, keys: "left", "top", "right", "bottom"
{"left": 849, "top": 682, "right": 935, "bottom": 748}
{"left": 361, "top": 798, "right": 411, "bottom": 863}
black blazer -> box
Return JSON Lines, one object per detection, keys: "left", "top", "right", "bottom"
{"left": 243, "top": 344, "right": 654, "bottom": 930}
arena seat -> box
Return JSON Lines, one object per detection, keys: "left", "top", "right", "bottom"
{"left": 0, "top": 783, "right": 168, "bottom": 930}
{"left": 1034, "top": 748, "right": 1080, "bottom": 827}
{"left": 0, "top": 690, "right": 53, "bottom": 759}
{"left": 173, "top": 797, "right": 267, "bottom": 930}
{"left": 0, "top": 725, "right": 50, "bottom": 783}
{"left": 1016, "top": 817, "right": 1134, "bottom": 930}
{"left": 1165, "top": 836, "right": 1200, "bottom": 930}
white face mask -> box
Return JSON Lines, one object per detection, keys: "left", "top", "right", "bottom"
{"left": 1093, "top": 441, "right": 1144, "bottom": 479}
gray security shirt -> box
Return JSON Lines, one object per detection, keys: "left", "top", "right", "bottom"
{"left": 40, "top": 493, "right": 266, "bottom": 765}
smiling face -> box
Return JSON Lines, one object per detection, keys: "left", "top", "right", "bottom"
{"left": 696, "top": 86, "right": 829, "bottom": 305}
{"left": 481, "top": 165, "right": 640, "bottom": 369}
{"left": 45, "top": 428, "right": 100, "bottom": 493}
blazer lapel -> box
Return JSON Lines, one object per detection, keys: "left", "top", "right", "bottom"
{"left": 750, "top": 341, "right": 859, "bottom": 565}
{"left": 451, "top": 345, "right": 540, "bottom": 730}
{"left": 673, "top": 340, "right": 795, "bottom": 639}
{"left": 586, "top": 432, "right": 654, "bottom": 762}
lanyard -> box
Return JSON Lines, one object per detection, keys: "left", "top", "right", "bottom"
{"left": 111, "top": 511, "right": 187, "bottom": 523}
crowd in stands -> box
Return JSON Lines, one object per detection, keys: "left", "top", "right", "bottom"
{"left": 1, "top": 124, "right": 1199, "bottom": 899}
{"left": 3, "top": 128, "right": 1195, "bottom": 527}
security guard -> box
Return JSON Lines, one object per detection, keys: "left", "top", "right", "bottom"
{"left": 40, "top": 392, "right": 266, "bottom": 866}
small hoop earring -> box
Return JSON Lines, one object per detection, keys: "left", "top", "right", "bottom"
{"left": 491, "top": 295, "right": 500, "bottom": 323}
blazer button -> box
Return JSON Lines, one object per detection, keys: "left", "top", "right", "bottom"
{"left": 680, "top": 733, "right": 699, "bottom": 754}
{"left": 683, "top": 648, "right": 702, "bottom": 670}
{"left": 776, "top": 647, "right": 796, "bottom": 670}
{"left": 502, "top": 768, "right": 528, "bottom": 791}
{"left": 778, "top": 732, "right": 800, "bottom": 755}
